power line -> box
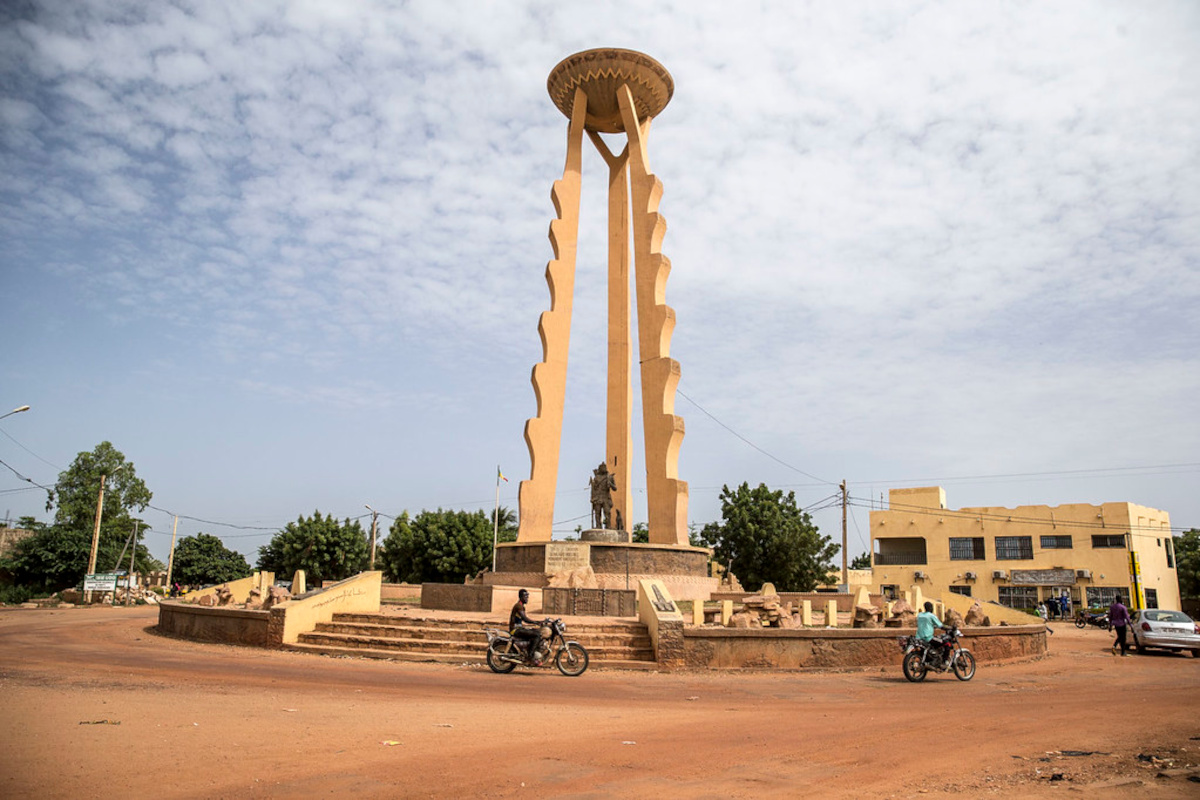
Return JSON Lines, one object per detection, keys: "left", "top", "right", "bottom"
{"left": 0, "top": 457, "right": 55, "bottom": 496}
{"left": 854, "top": 498, "right": 1192, "bottom": 535}
{"left": 677, "top": 388, "right": 835, "bottom": 486}
{"left": 0, "top": 428, "right": 63, "bottom": 472}
{"left": 855, "top": 462, "right": 1200, "bottom": 487}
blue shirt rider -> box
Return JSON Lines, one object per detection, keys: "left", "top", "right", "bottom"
{"left": 916, "top": 601, "right": 950, "bottom": 660}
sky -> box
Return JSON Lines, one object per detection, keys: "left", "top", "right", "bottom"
{"left": 2, "top": 0, "right": 1198, "bottom": 568}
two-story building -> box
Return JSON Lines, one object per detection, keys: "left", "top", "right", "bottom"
{"left": 869, "top": 487, "right": 1180, "bottom": 612}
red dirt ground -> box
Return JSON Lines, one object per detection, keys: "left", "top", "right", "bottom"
{"left": 1, "top": 606, "right": 1198, "bottom": 799}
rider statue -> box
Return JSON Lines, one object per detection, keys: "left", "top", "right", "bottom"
{"left": 589, "top": 462, "right": 617, "bottom": 530}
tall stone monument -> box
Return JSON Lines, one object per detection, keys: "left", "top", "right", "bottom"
{"left": 492, "top": 49, "right": 716, "bottom": 602}
{"left": 518, "top": 48, "right": 688, "bottom": 546}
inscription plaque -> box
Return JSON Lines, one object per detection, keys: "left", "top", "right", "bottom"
{"left": 545, "top": 542, "right": 590, "bottom": 573}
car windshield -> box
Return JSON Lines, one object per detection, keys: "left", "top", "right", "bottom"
{"left": 1140, "top": 610, "right": 1191, "bottom": 623}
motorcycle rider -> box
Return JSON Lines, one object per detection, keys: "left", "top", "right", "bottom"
{"left": 509, "top": 589, "right": 545, "bottom": 663}
{"left": 916, "top": 601, "right": 950, "bottom": 664}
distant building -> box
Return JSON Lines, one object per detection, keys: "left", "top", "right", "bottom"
{"left": 0, "top": 527, "right": 36, "bottom": 559}
{"left": 869, "top": 487, "right": 1180, "bottom": 611}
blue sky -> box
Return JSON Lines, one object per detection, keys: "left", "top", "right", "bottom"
{"left": 2, "top": 1, "right": 1198, "bottom": 566}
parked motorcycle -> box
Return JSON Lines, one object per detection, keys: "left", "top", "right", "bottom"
{"left": 1074, "top": 610, "right": 1111, "bottom": 630}
{"left": 898, "top": 625, "right": 976, "bottom": 682}
{"left": 485, "top": 618, "right": 590, "bottom": 677}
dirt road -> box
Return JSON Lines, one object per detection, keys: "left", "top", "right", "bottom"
{"left": 1, "top": 607, "right": 1197, "bottom": 798}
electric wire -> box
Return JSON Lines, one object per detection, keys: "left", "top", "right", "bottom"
{"left": 677, "top": 388, "right": 835, "bottom": 486}
{"left": 854, "top": 498, "right": 1191, "bottom": 535}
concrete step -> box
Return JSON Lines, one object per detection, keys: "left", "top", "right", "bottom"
{"left": 334, "top": 613, "right": 649, "bottom": 637}
{"left": 297, "top": 630, "right": 654, "bottom": 662}
{"left": 315, "top": 620, "right": 652, "bottom": 650}
{"left": 283, "top": 641, "right": 661, "bottom": 671}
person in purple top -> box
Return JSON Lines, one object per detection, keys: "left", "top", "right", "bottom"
{"left": 1109, "top": 595, "right": 1131, "bottom": 656}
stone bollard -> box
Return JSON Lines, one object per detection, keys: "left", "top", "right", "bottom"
{"left": 826, "top": 599, "right": 838, "bottom": 628}
{"left": 721, "top": 600, "right": 733, "bottom": 627}
{"left": 801, "top": 600, "right": 812, "bottom": 627}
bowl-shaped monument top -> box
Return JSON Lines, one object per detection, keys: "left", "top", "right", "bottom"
{"left": 547, "top": 48, "right": 673, "bottom": 134}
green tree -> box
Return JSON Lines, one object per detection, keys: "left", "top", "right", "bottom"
{"left": 697, "top": 482, "right": 839, "bottom": 592}
{"left": 631, "top": 522, "right": 649, "bottom": 544}
{"left": 171, "top": 533, "right": 252, "bottom": 588}
{"left": 2, "top": 442, "right": 154, "bottom": 592}
{"left": 379, "top": 508, "right": 494, "bottom": 584}
{"left": 490, "top": 506, "right": 519, "bottom": 544}
{"left": 1175, "top": 529, "right": 1200, "bottom": 600}
{"left": 257, "top": 511, "right": 368, "bottom": 584}
{"left": 851, "top": 552, "right": 872, "bottom": 570}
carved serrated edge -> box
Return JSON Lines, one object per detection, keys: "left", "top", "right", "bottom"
{"left": 517, "top": 87, "right": 587, "bottom": 542}
{"left": 618, "top": 85, "right": 689, "bottom": 545}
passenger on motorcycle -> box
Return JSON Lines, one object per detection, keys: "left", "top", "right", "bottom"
{"left": 509, "top": 589, "right": 544, "bottom": 663}
{"left": 916, "top": 601, "right": 950, "bottom": 662}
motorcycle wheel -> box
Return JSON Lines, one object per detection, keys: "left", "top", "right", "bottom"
{"left": 902, "top": 651, "right": 927, "bottom": 682}
{"left": 1074, "top": 617, "right": 1086, "bottom": 629}
{"left": 555, "top": 643, "right": 589, "bottom": 677}
{"left": 952, "top": 650, "right": 976, "bottom": 681}
{"left": 486, "top": 642, "right": 517, "bottom": 674}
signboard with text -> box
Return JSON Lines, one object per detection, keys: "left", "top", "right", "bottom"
{"left": 1010, "top": 568, "right": 1076, "bottom": 586}
{"left": 84, "top": 573, "right": 118, "bottom": 592}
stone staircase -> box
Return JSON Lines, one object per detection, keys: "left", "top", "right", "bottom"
{"left": 287, "top": 612, "right": 658, "bottom": 670}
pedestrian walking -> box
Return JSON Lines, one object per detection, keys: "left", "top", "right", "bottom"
{"left": 1109, "top": 595, "right": 1131, "bottom": 656}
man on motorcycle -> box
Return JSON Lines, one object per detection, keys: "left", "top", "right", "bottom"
{"left": 917, "top": 601, "right": 950, "bottom": 663}
{"left": 509, "top": 589, "right": 545, "bottom": 663}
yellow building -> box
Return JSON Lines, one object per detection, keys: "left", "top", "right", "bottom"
{"left": 869, "top": 487, "right": 1180, "bottom": 612}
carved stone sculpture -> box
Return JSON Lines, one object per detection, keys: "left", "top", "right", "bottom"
{"left": 589, "top": 462, "right": 616, "bottom": 529}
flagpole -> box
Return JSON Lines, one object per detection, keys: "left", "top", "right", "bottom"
{"left": 492, "top": 465, "right": 502, "bottom": 573}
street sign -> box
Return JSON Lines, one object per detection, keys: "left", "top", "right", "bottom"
{"left": 84, "top": 573, "right": 118, "bottom": 592}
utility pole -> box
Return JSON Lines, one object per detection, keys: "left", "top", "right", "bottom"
{"left": 840, "top": 480, "right": 848, "bottom": 589}
{"left": 365, "top": 505, "right": 379, "bottom": 571}
{"left": 165, "top": 515, "right": 179, "bottom": 590}
{"left": 126, "top": 520, "right": 138, "bottom": 606}
{"left": 85, "top": 473, "right": 110, "bottom": 604}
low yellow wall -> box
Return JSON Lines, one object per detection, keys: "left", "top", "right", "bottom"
{"left": 270, "top": 571, "right": 382, "bottom": 646}
{"left": 939, "top": 589, "right": 1043, "bottom": 627}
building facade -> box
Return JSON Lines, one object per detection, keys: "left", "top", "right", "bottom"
{"left": 869, "top": 487, "right": 1180, "bottom": 612}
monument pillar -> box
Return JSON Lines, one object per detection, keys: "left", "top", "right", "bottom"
{"left": 518, "top": 49, "right": 688, "bottom": 546}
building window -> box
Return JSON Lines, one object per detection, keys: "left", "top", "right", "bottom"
{"left": 1085, "top": 587, "right": 1124, "bottom": 608}
{"left": 1144, "top": 588, "right": 1158, "bottom": 609}
{"left": 875, "top": 537, "right": 927, "bottom": 566}
{"left": 995, "top": 536, "right": 1034, "bottom": 560}
{"left": 1166, "top": 538, "right": 1176, "bottom": 569}
{"left": 949, "top": 585, "right": 972, "bottom": 597}
{"left": 1091, "top": 535, "right": 1125, "bottom": 549}
{"left": 1040, "top": 535, "right": 1073, "bottom": 549}
{"left": 949, "top": 537, "right": 985, "bottom": 560}
{"left": 998, "top": 586, "right": 1038, "bottom": 610}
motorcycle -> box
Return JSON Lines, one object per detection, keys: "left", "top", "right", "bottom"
{"left": 1074, "top": 610, "right": 1111, "bottom": 630}
{"left": 485, "top": 618, "right": 590, "bottom": 677}
{"left": 898, "top": 624, "right": 976, "bottom": 682}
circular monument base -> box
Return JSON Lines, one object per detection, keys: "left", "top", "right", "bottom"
{"left": 580, "top": 528, "right": 630, "bottom": 543}
{"left": 489, "top": 540, "right": 718, "bottom": 602}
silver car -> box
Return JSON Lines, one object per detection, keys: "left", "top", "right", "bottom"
{"left": 1130, "top": 609, "right": 1200, "bottom": 657}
